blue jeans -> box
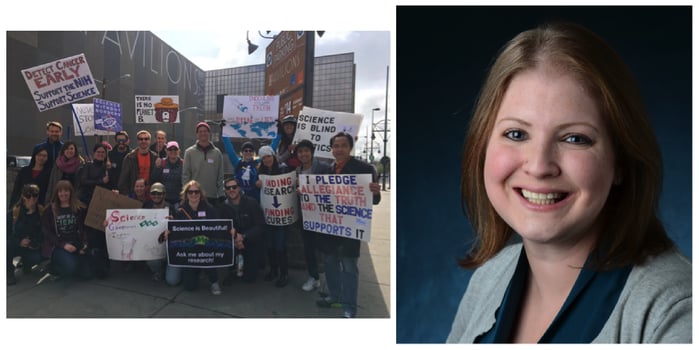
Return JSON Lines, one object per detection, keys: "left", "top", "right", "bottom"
{"left": 323, "top": 253, "right": 359, "bottom": 314}
{"left": 165, "top": 265, "right": 181, "bottom": 286}
{"left": 51, "top": 248, "right": 92, "bottom": 279}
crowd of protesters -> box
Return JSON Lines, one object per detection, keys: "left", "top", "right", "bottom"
{"left": 8, "top": 116, "right": 381, "bottom": 318}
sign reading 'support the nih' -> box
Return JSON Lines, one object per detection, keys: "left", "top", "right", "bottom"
{"left": 298, "top": 174, "right": 373, "bottom": 242}
{"left": 21, "top": 53, "right": 99, "bottom": 112}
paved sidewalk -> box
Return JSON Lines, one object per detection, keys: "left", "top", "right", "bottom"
{"left": 6, "top": 191, "right": 390, "bottom": 318}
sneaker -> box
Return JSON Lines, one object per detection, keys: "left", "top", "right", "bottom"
{"left": 316, "top": 296, "right": 342, "bottom": 308}
{"left": 275, "top": 274, "right": 289, "bottom": 288}
{"left": 343, "top": 311, "right": 355, "bottom": 318}
{"left": 302, "top": 277, "right": 320, "bottom": 292}
{"left": 36, "top": 272, "right": 60, "bottom": 285}
{"left": 210, "top": 282, "right": 222, "bottom": 295}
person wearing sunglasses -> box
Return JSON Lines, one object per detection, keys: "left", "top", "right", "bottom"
{"left": 217, "top": 177, "right": 265, "bottom": 284}
{"left": 7, "top": 184, "right": 45, "bottom": 285}
{"left": 107, "top": 131, "right": 131, "bottom": 191}
{"left": 118, "top": 130, "right": 157, "bottom": 195}
{"left": 222, "top": 139, "right": 261, "bottom": 204}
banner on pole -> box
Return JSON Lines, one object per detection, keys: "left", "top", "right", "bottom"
{"left": 293, "top": 106, "right": 363, "bottom": 159}
{"left": 105, "top": 209, "right": 169, "bottom": 261}
{"left": 166, "top": 220, "right": 234, "bottom": 268}
{"left": 259, "top": 171, "right": 299, "bottom": 226}
{"left": 298, "top": 174, "right": 373, "bottom": 242}
{"left": 93, "top": 98, "right": 122, "bottom": 132}
{"left": 222, "top": 95, "right": 279, "bottom": 138}
{"left": 21, "top": 53, "right": 99, "bottom": 112}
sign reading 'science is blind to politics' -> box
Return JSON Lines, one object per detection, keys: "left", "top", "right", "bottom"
{"left": 292, "top": 106, "right": 363, "bottom": 159}
{"left": 298, "top": 174, "right": 373, "bottom": 242}
{"left": 21, "top": 53, "right": 99, "bottom": 112}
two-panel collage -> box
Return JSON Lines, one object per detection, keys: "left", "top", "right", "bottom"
{"left": 4, "top": 4, "right": 693, "bottom": 347}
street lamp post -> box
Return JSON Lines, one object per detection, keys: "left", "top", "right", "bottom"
{"left": 370, "top": 107, "right": 380, "bottom": 163}
{"left": 382, "top": 110, "right": 389, "bottom": 191}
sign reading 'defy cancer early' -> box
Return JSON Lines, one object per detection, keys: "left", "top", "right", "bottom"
{"left": 135, "top": 95, "right": 180, "bottom": 123}
{"left": 21, "top": 53, "right": 99, "bottom": 112}
{"left": 292, "top": 106, "right": 363, "bottom": 159}
{"left": 105, "top": 209, "right": 169, "bottom": 261}
{"left": 71, "top": 104, "right": 115, "bottom": 136}
{"left": 298, "top": 174, "right": 373, "bottom": 242}
{"left": 222, "top": 95, "right": 280, "bottom": 139}
{"left": 260, "top": 172, "right": 299, "bottom": 226}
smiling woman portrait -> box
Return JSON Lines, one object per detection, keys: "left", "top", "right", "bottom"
{"left": 447, "top": 22, "right": 691, "bottom": 343}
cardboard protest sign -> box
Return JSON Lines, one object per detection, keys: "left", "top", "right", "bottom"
{"left": 259, "top": 171, "right": 299, "bottom": 226}
{"left": 72, "top": 103, "right": 114, "bottom": 136}
{"left": 293, "top": 106, "right": 363, "bottom": 159}
{"left": 84, "top": 186, "right": 144, "bottom": 231}
{"left": 167, "top": 220, "right": 234, "bottom": 268}
{"left": 298, "top": 174, "right": 373, "bottom": 242}
{"left": 222, "top": 95, "right": 279, "bottom": 138}
{"left": 93, "top": 98, "right": 122, "bottom": 132}
{"left": 135, "top": 95, "right": 180, "bottom": 123}
{"left": 105, "top": 209, "right": 169, "bottom": 261}
{"left": 21, "top": 53, "right": 99, "bottom": 112}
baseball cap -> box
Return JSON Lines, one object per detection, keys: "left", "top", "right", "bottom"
{"left": 150, "top": 182, "right": 165, "bottom": 193}
{"left": 166, "top": 141, "right": 179, "bottom": 150}
{"left": 195, "top": 122, "right": 210, "bottom": 132}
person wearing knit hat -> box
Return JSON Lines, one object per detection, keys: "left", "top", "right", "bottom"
{"left": 182, "top": 120, "right": 225, "bottom": 204}
{"left": 257, "top": 144, "right": 292, "bottom": 288}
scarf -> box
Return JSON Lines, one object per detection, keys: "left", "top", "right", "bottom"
{"left": 56, "top": 155, "right": 82, "bottom": 174}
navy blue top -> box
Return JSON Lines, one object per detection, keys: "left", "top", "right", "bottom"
{"left": 476, "top": 247, "right": 632, "bottom": 343}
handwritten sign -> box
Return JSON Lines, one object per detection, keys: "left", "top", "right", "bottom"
{"left": 71, "top": 103, "right": 114, "bottom": 136}
{"left": 222, "top": 95, "right": 279, "bottom": 138}
{"left": 93, "top": 98, "right": 122, "bottom": 132}
{"left": 167, "top": 220, "right": 234, "bottom": 268}
{"left": 293, "top": 106, "right": 363, "bottom": 159}
{"left": 85, "top": 186, "right": 143, "bottom": 230}
{"left": 259, "top": 171, "right": 299, "bottom": 226}
{"left": 298, "top": 174, "right": 373, "bottom": 242}
{"left": 105, "top": 209, "right": 169, "bottom": 261}
{"left": 21, "top": 53, "right": 99, "bottom": 112}
{"left": 135, "top": 95, "right": 180, "bottom": 123}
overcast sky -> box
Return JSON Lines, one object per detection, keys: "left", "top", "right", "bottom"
{"left": 152, "top": 30, "right": 391, "bottom": 156}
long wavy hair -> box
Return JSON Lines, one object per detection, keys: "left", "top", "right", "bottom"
{"left": 460, "top": 22, "right": 673, "bottom": 269}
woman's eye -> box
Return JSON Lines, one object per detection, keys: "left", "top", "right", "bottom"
{"left": 563, "top": 134, "right": 592, "bottom": 145}
{"left": 504, "top": 129, "right": 527, "bottom": 141}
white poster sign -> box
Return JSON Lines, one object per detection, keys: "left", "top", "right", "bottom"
{"left": 105, "top": 209, "right": 169, "bottom": 261}
{"left": 72, "top": 104, "right": 115, "bottom": 136}
{"left": 260, "top": 171, "right": 299, "bottom": 226}
{"left": 293, "top": 107, "right": 363, "bottom": 159}
{"left": 298, "top": 174, "right": 373, "bottom": 242}
{"left": 21, "top": 53, "right": 99, "bottom": 112}
{"left": 222, "top": 95, "right": 279, "bottom": 138}
{"left": 135, "top": 95, "right": 181, "bottom": 123}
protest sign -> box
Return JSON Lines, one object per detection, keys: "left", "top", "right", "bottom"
{"left": 135, "top": 95, "right": 180, "bottom": 123}
{"left": 222, "top": 95, "right": 279, "bottom": 138}
{"left": 71, "top": 104, "right": 114, "bottom": 136}
{"left": 84, "top": 186, "right": 144, "bottom": 230}
{"left": 167, "top": 220, "right": 234, "bottom": 268}
{"left": 93, "top": 98, "right": 122, "bottom": 132}
{"left": 298, "top": 174, "right": 373, "bottom": 242}
{"left": 21, "top": 53, "right": 99, "bottom": 112}
{"left": 105, "top": 209, "right": 169, "bottom": 261}
{"left": 259, "top": 171, "right": 299, "bottom": 226}
{"left": 293, "top": 106, "right": 363, "bottom": 159}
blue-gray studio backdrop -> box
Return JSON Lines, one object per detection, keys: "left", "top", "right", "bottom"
{"left": 396, "top": 6, "right": 691, "bottom": 343}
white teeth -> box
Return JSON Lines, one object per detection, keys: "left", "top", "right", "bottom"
{"left": 521, "top": 189, "right": 564, "bottom": 205}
